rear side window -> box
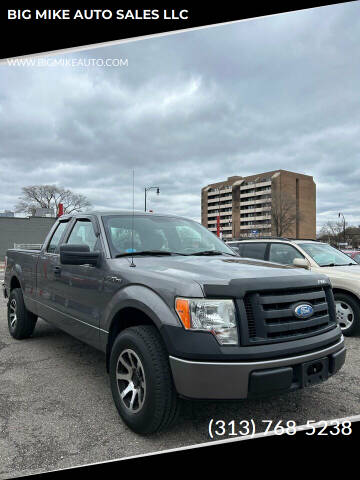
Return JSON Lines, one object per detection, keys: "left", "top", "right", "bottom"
{"left": 47, "top": 222, "right": 68, "bottom": 253}
{"left": 241, "top": 243, "right": 267, "bottom": 260}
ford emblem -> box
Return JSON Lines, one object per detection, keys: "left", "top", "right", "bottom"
{"left": 294, "top": 303, "right": 314, "bottom": 319}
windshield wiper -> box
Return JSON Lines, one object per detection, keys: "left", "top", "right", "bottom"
{"left": 188, "top": 250, "right": 236, "bottom": 257}
{"left": 321, "top": 262, "right": 357, "bottom": 267}
{"left": 115, "top": 250, "right": 236, "bottom": 258}
{"left": 335, "top": 263, "right": 356, "bottom": 266}
{"left": 115, "top": 250, "right": 183, "bottom": 258}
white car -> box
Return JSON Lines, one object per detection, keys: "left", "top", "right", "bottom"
{"left": 228, "top": 238, "right": 360, "bottom": 336}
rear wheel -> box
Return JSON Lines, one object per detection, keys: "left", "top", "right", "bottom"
{"left": 109, "top": 325, "right": 180, "bottom": 434}
{"left": 8, "top": 288, "right": 37, "bottom": 339}
{"left": 334, "top": 292, "right": 360, "bottom": 336}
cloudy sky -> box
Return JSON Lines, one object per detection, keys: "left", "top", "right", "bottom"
{"left": 1, "top": 2, "right": 360, "bottom": 230}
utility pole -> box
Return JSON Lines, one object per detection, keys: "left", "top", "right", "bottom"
{"left": 338, "top": 212, "right": 346, "bottom": 244}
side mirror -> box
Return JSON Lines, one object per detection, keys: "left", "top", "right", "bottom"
{"left": 293, "top": 258, "right": 310, "bottom": 269}
{"left": 230, "top": 246, "right": 240, "bottom": 255}
{"left": 60, "top": 244, "right": 100, "bottom": 266}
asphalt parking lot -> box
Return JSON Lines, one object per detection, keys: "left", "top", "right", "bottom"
{"left": 0, "top": 275, "right": 359, "bottom": 479}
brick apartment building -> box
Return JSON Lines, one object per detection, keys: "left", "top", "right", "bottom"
{"left": 201, "top": 170, "right": 316, "bottom": 240}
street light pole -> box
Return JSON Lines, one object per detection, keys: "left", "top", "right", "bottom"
{"left": 144, "top": 186, "right": 160, "bottom": 212}
{"left": 338, "top": 212, "right": 346, "bottom": 244}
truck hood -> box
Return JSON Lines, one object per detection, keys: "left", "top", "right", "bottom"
{"left": 122, "top": 255, "right": 325, "bottom": 284}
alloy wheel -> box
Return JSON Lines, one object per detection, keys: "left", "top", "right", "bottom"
{"left": 116, "top": 349, "right": 146, "bottom": 413}
{"left": 9, "top": 299, "right": 17, "bottom": 330}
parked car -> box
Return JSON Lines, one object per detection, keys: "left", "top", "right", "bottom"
{"left": 341, "top": 249, "right": 360, "bottom": 264}
{"left": 3, "top": 213, "right": 345, "bottom": 433}
{"left": 228, "top": 238, "right": 360, "bottom": 336}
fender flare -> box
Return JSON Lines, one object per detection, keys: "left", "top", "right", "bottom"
{"left": 102, "top": 284, "right": 181, "bottom": 333}
{"left": 10, "top": 265, "right": 23, "bottom": 291}
{"left": 102, "top": 285, "right": 182, "bottom": 371}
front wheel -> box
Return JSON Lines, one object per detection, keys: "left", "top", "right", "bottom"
{"left": 8, "top": 288, "right": 37, "bottom": 339}
{"left": 109, "top": 325, "right": 180, "bottom": 434}
{"left": 334, "top": 292, "right": 360, "bottom": 336}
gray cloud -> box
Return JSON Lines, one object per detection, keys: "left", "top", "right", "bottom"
{"left": 1, "top": 2, "right": 360, "bottom": 228}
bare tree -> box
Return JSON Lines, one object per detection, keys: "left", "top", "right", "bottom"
{"left": 15, "top": 185, "right": 91, "bottom": 215}
{"left": 319, "top": 221, "right": 344, "bottom": 239}
{"left": 271, "top": 182, "right": 298, "bottom": 237}
{"left": 344, "top": 225, "right": 360, "bottom": 247}
{"left": 318, "top": 220, "right": 350, "bottom": 245}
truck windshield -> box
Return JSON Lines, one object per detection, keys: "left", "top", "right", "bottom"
{"left": 298, "top": 242, "right": 357, "bottom": 267}
{"left": 102, "top": 215, "right": 236, "bottom": 257}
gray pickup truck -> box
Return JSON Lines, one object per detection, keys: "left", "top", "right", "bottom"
{"left": 2, "top": 211, "right": 345, "bottom": 433}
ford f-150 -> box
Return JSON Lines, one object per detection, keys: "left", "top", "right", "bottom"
{"left": 2, "top": 211, "right": 346, "bottom": 433}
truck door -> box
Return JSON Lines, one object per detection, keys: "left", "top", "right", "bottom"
{"left": 36, "top": 219, "right": 71, "bottom": 323}
{"left": 55, "top": 217, "right": 105, "bottom": 349}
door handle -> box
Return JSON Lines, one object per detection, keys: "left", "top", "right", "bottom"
{"left": 53, "top": 266, "right": 61, "bottom": 276}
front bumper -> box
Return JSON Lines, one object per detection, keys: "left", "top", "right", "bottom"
{"left": 169, "top": 336, "right": 345, "bottom": 400}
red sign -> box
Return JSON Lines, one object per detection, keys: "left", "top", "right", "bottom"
{"left": 58, "top": 203, "right": 64, "bottom": 217}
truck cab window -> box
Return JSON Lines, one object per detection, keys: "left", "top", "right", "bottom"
{"left": 67, "top": 220, "right": 99, "bottom": 252}
{"left": 47, "top": 221, "right": 68, "bottom": 254}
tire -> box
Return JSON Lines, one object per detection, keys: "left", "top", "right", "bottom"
{"left": 334, "top": 292, "right": 360, "bottom": 337}
{"left": 7, "top": 288, "right": 38, "bottom": 340}
{"left": 109, "top": 325, "right": 180, "bottom": 434}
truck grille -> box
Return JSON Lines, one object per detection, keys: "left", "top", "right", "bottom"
{"left": 241, "top": 285, "right": 337, "bottom": 345}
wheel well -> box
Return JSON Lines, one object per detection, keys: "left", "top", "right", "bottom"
{"left": 10, "top": 276, "right": 21, "bottom": 291}
{"left": 332, "top": 288, "right": 360, "bottom": 305}
{"left": 106, "top": 307, "right": 155, "bottom": 372}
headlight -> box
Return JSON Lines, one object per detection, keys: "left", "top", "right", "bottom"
{"left": 175, "top": 298, "right": 238, "bottom": 345}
